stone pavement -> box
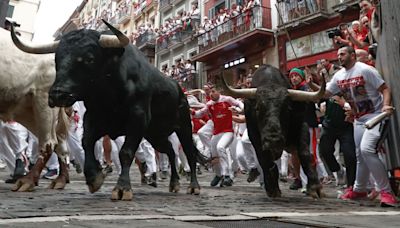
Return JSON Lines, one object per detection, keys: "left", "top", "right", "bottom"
{"left": 0, "top": 165, "right": 399, "bottom": 228}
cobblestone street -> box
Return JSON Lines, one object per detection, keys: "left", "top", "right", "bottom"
{"left": 1, "top": 166, "right": 399, "bottom": 227}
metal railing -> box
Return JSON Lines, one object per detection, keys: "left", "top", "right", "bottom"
{"left": 197, "top": 5, "right": 271, "bottom": 53}
{"left": 159, "top": 0, "right": 171, "bottom": 10}
{"left": 115, "top": 5, "right": 132, "bottom": 24}
{"left": 277, "top": 0, "right": 328, "bottom": 25}
{"left": 135, "top": 31, "right": 156, "bottom": 48}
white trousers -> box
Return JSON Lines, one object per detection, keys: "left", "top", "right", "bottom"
{"left": 197, "top": 120, "right": 213, "bottom": 154}
{"left": 66, "top": 123, "right": 85, "bottom": 168}
{"left": 134, "top": 138, "right": 157, "bottom": 176}
{"left": 0, "top": 121, "right": 29, "bottom": 175}
{"left": 353, "top": 121, "right": 391, "bottom": 193}
{"left": 210, "top": 132, "right": 234, "bottom": 177}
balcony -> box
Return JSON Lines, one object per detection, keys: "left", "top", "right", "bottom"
{"left": 171, "top": 0, "right": 184, "bottom": 6}
{"left": 143, "top": 0, "right": 157, "bottom": 13}
{"left": 192, "top": 6, "right": 274, "bottom": 62}
{"left": 116, "top": 6, "right": 132, "bottom": 24}
{"left": 277, "top": 0, "right": 330, "bottom": 29}
{"left": 332, "top": 0, "right": 360, "bottom": 13}
{"left": 159, "top": 0, "right": 172, "bottom": 12}
{"left": 136, "top": 31, "right": 156, "bottom": 50}
{"left": 156, "top": 29, "right": 196, "bottom": 54}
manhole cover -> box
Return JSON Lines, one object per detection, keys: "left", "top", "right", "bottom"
{"left": 191, "top": 219, "right": 318, "bottom": 228}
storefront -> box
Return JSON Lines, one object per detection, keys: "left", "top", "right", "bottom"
{"left": 277, "top": 5, "right": 360, "bottom": 73}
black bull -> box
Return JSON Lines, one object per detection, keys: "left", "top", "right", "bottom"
{"left": 221, "top": 64, "right": 325, "bottom": 198}
{"left": 11, "top": 20, "right": 205, "bottom": 200}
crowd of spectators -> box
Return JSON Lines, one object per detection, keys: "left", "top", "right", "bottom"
{"left": 284, "top": 0, "right": 398, "bottom": 207}
{"left": 161, "top": 59, "right": 196, "bottom": 83}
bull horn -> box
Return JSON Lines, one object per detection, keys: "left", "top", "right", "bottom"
{"left": 220, "top": 72, "right": 257, "bottom": 99}
{"left": 10, "top": 24, "right": 59, "bottom": 54}
{"left": 99, "top": 19, "right": 130, "bottom": 48}
{"left": 287, "top": 75, "right": 326, "bottom": 102}
{"left": 186, "top": 89, "right": 206, "bottom": 95}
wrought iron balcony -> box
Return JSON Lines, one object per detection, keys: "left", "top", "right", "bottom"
{"left": 196, "top": 6, "right": 271, "bottom": 54}
{"left": 136, "top": 31, "right": 156, "bottom": 49}
{"left": 159, "top": 0, "right": 172, "bottom": 12}
{"left": 116, "top": 6, "right": 132, "bottom": 24}
{"left": 277, "top": 0, "right": 330, "bottom": 28}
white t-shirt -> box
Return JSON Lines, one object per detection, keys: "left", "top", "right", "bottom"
{"left": 326, "top": 62, "right": 385, "bottom": 123}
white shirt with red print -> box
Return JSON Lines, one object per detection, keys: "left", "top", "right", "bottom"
{"left": 327, "top": 62, "right": 385, "bottom": 123}
{"left": 193, "top": 95, "right": 244, "bottom": 135}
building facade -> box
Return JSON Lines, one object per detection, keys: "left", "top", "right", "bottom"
{"left": 6, "top": 0, "right": 41, "bottom": 40}
{"left": 276, "top": 0, "right": 360, "bottom": 73}
{"left": 190, "top": 0, "right": 278, "bottom": 87}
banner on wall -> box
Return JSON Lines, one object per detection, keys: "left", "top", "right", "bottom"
{"left": 286, "top": 29, "right": 335, "bottom": 61}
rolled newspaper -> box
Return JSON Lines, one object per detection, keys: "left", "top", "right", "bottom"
{"left": 364, "top": 109, "right": 395, "bottom": 129}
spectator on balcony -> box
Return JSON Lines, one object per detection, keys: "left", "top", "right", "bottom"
{"left": 216, "top": 8, "right": 227, "bottom": 36}
{"left": 277, "top": 0, "right": 289, "bottom": 23}
{"left": 185, "top": 60, "right": 196, "bottom": 75}
{"left": 161, "top": 65, "right": 169, "bottom": 76}
{"left": 306, "top": 0, "right": 318, "bottom": 14}
{"left": 359, "top": 0, "right": 375, "bottom": 21}
{"left": 252, "top": 0, "right": 262, "bottom": 28}
{"left": 174, "top": 15, "right": 183, "bottom": 41}
{"left": 230, "top": 3, "right": 241, "bottom": 34}
{"left": 243, "top": 0, "right": 254, "bottom": 29}
{"left": 189, "top": 3, "right": 200, "bottom": 32}
{"left": 297, "top": 0, "right": 307, "bottom": 17}
{"left": 181, "top": 11, "right": 190, "bottom": 31}
{"left": 287, "top": 0, "right": 300, "bottom": 21}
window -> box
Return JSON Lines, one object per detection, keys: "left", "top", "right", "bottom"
{"left": 7, "top": 5, "right": 14, "bottom": 18}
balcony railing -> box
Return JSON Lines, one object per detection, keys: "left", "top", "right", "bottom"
{"left": 196, "top": 5, "right": 271, "bottom": 53}
{"left": 116, "top": 5, "right": 132, "bottom": 24}
{"left": 156, "top": 29, "right": 196, "bottom": 53}
{"left": 277, "top": 0, "right": 328, "bottom": 26}
{"left": 136, "top": 31, "right": 156, "bottom": 48}
{"left": 159, "top": 0, "right": 171, "bottom": 11}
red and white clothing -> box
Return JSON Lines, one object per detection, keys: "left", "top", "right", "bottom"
{"left": 193, "top": 95, "right": 244, "bottom": 135}
{"left": 193, "top": 96, "right": 244, "bottom": 177}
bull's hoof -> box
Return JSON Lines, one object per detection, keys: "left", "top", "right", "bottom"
{"left": 308, "top": 184, "right": 324, "bottom": 199}
{"left": 267, "top": 189, "right": 282, "bottom": 198}
{"left": 111, "top": 187, "right": 133, "bottom": 201}
{"left": 11, "top": 176, "right": 37, "bottom": 192}
{"left": 187, "top": 186, "right": 200, "bottom": 195}
{"left": 169, "top": 180, "right": 180, "bottom": 193}
{"left": 87, "top": 171, "right": 106, "bottom": 193}
{"left": 48, "top": 175, "right": 69, "bottom": 190}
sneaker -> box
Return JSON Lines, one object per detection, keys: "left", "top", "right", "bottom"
{"left": 321, "top": 176, "right": 333, "bottom": 185}
{"left": 210, "top": 175, "right": 222, "bottom": 187}
{"left": 0, "top": 159, "right": 6, "bottom": 169}
{"left": 340, "top": 187, "right": 367, "bottom": 200}
{"left": 43, "top": 169, "right": 58, "bottom": 180}
{"left": 335, "top": 169, "right": 346, "bottom": 186}
{"left": 104, "top": 164, "right": 113, "bottom": 174}
{"left": 289, "top": 178, "right": 302, "bottom": 190}
{"left": 380, "top": 191, "right": 398, "bottom": 207}
{"left": 247, "top": 168, "right": 260, "bottom": 183}
{"left": 71, "top": 160, "right": 82, "bottom": 174}
{"left": 160, "top": 171, "right": 168, "bottom": 180}
{"left": 220, "top": 176, "right": 233, "bottom": 187}
{"left": 185, "top": 172, "right": 191, "bottom": 181}
{"left": 146, "top": 173, "right": 157, "bottom": 188}
{"left": 368, "top": 189, "right": 379, "bottom": 201}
